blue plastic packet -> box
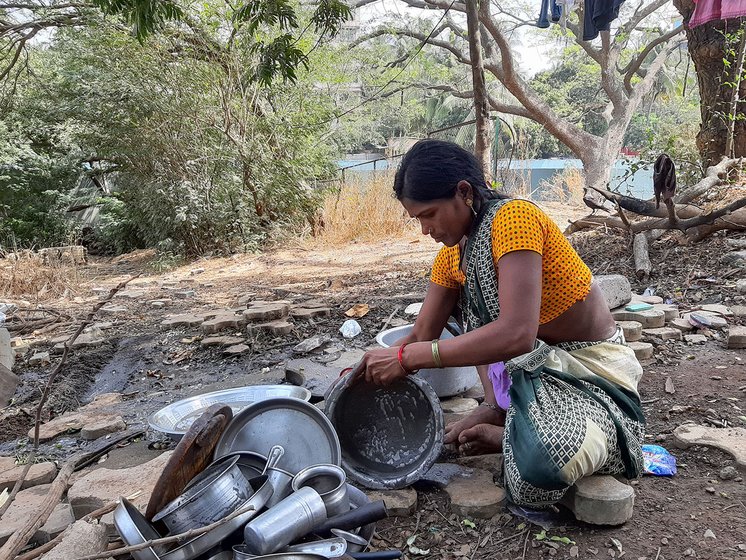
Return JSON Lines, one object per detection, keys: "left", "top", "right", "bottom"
{"left": 642, "top": 444, "right": 677, "bottom": 476}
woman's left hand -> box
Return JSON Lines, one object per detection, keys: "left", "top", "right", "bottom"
{"left": 354, "top": 347, "right": 410, "bottom": 386}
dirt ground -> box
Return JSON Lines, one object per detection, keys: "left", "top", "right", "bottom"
{"left": 2, "top": 201, "right": 745, "bottom": 560}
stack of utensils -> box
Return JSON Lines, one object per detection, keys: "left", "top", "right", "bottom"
{"left": 114, "top": 395, "right": 392, "bottom": 560}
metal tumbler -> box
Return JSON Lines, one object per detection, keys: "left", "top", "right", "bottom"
{"left": 243, "top": 486, "right": 327, "bottom": 555}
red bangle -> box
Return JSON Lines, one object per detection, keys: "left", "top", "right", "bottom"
{"left": 398, "top": 343, "right": 414, "bottom": 375}
{"left": 398, "top": 342, "right": 419, "bottom": 375}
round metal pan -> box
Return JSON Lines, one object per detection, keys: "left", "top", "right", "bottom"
{"left": 160, "top": 474, "right": 273, "bottom": 560}
{"left": 149, "top": 385, "right": 312, "bottom": 440}
{"left": 113, "top": 498, "right": 168, "bottom": 560}
{"left": 214, "top": 397, "right": 341, "bottom": 475}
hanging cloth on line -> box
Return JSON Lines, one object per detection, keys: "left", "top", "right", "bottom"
{"left": 688, "top": 0, "right": 746, "bottom": 28}
{"left": 583, "top": 0, "right": 626, "bottom": 41}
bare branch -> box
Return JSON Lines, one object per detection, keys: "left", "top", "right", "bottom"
{"left": 677, "top": 157, "right": 742, "bottom": 204}
{"left": 350, "top": 25, "right": 470, "bottom": 64}
{"left": 616, "top": 0, "right": 670, "bottom": 45}
{"left": 623, "top": 25, "right": 684, "bottom": 92}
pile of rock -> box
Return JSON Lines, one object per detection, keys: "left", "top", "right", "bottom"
{"left": 596, "top": 275, "right": 745, "bottom": 362}
{"left": 160, "top": 299, "right": 333, "bottom": 355}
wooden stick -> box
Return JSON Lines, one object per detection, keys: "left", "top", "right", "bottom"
{"left": 0, "top": 274, "right": 140, "bottom": 521}
{"left": 13, "top": 499, "right": 125, "bottom": 560}
{"left": 0, "top": 454, "right": 80, "bottom": 560}
{"left": 71, "top": 502, "right": 256, "bottom": 560}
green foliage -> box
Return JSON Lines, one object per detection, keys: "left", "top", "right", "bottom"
{"left": 93, "top": 0, "right": 183, "bottom": 41}
{"left": 1, "top": 4, "right": 339, "bottom": 255}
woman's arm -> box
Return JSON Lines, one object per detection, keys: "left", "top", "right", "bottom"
{"left": 359, "top": 250, "right": 541, "bottom": 385}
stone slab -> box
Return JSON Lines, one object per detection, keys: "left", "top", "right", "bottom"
{"left": 290, "top": 307, "right": 332, "bottom": 320}
{"left": 201, "top": 314, "right": 247, "bottom": 334}
{"left": 627, "top": 341, "right": 653, "bottom": 360}
{"left": 561, "top": 475, "right": 634, "bottom": 526}
{"left": 443, "top": 467, "right": 506, "bottom": 518}
{"left": 700, "top": 304, "right": 733, "bottom": 317}
{"left": 595, "top": 275, "right": 632, "bottom": 310}
{"left": 418, "top": 463, "right": 474, "bottom": 489}
{"left": 224, "top": 344, "right": 250, "bottom": 355}
{"left": 326, "top": 349, "right": 366, "bottom": 370}
{"left": 440, "top": 397, "right": 479, "bottom": 414}
{"left": 161, "top": 314, "right": 205, "bottom": 328}
{"left": 80, "top": 415, "right": 127, "bottom": 440}
{"left": 684, "top": 334, "right": 707, "bottom": 344}
{"left": 616, "top": 321, "right": 642, "bottom": 342}
{"left": 286, "top": 358, "right": 340, "bottom": 400}
{"left": 0, "top": 484, "right": 74, "bottom": 546}
{"left": 611, "top": 308, "right": 665, "bottom": 328}
{"left": 454, "top": 454, "right": 504, "bottom": 478}
{"left": 0, "top": 458, "right": 57, "bottom": 492}
{"left": 31, "top": 393, "right": 124, "bottom": 442}
{"left": 630, "top": 294, "right": 664, "bottom": 305}
{"left": 642, "top": 327, "right": 682, "bottom": 342}
{"left": 731, "top": 305, "right": 746, "bottom": 318}
{"left": 36, "top": 502, "right": 75, "bottom": 544}
{"left": 0, "top": 328, "right": 13, "bottom": 372}
{"left": 68, "top": 451, "right": 172, "bottom": 517}
{"left": 673, "top": 424, "right": 746, "bottom": 472}
{"left": 201, "top": 335, "right": 245, "bottom": 347}
{"left": 727, "top": 325, "right": 746, "bottom": 349}
{"left": 248, "top": 319, "right": 294, "bottom": 336}
{"left": 99, "top": 306, "right": 128, "bottom": 315}
{"left": 114, "top": 289, "right": 146, "bottom": 300}
{"left": 653, "top": 304, "right": 679, "bottom": 322}
{"left": 0, "top": 363, "right": 19, "bottom": 407}
{"left": 669, "top": 318, "right": 693, "bottom": 332}
{"left": 40, "top": 519, "right": 108, "bottom": 560}
{"left": 365, "top": 487, "right": 418, "bottom": 517}
{"left": 293, "top": 335, "right": 331, "bottom": 354}
{"left": 243, "top": 302, "right": 290, "bottom": 322}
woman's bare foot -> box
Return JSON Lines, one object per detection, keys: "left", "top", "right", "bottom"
{"left": 443, "top": 405, "right": 505, "bottom": 445}
{"left": 458, "top": 423, "right": 504, "bottom": 455}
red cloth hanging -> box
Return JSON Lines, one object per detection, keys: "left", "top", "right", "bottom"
{"left": 689, "top": 0, "right": 746, "bottom": 28}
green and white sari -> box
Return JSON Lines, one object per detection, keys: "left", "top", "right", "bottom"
{"left": 462, "top": 199, "right": 645, "bottom": 507}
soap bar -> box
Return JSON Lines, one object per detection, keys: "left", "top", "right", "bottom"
{"left": 625, "top": 302, "right": 653, "bottom": 312}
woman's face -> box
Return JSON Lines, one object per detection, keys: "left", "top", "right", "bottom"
{"left": 401, "top": 192, "right": 473, "bottom": 247}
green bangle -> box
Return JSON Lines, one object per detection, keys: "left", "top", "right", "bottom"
{"left": 431, "top": 339, "right": 443, "bottom": 368}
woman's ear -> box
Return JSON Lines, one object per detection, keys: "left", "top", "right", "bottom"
{"left": 456, "top": 180, "right": 473, "bottom": 200}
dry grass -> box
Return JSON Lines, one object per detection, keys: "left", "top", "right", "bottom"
{"left": 314, "top": 173, "right": 415, "bottom": 245}
{"left": 535, "top": 166, "right": 585, "bottom": 204}
{"left": 0, "top": 250, "right": 82, "bottom": 302}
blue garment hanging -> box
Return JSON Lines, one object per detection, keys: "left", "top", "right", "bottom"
{"left": 537, "top": 0, "right": 562, "bottom": 28}
{"left": 583, "top": 0, "right": 626, "bottom": 41}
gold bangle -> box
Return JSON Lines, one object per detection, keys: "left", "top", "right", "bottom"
{"left": 431, "top": 339, "right": 443, "bottom": 368}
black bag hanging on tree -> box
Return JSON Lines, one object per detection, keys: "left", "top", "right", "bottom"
{"left": 653, "top": 154, "right": 677, "bottom": 209}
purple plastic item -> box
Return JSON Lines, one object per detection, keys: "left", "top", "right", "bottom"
{"left": 488, "top": 362, "right": 510, "bottom": 411}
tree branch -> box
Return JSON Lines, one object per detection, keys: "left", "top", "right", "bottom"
{"left": 623, "top": 25, "right": 684, "bottom": 92}
{"left": 616, "top": 0, "right": 670, "bottom": 44}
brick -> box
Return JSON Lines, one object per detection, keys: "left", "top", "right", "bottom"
{"left": 444, "top": 468, "right": 506, "bottom": 518}
{"left": 727, "top": 325, "right": 746, "bottom": 349}
{"left": 616, "top": 321, "right": 642, "bottom": 342}
{"left": 642, "top": 327, "right": 682, "bottom": 342}
{"left": 594, "top": 275, "right": 632, "bottom": 309}
{"left": 627, "top": 341, "right": 653, "bottom": 360}
{"left": 611, "top": 308, "right": 665, "bottom": 328}
{"left": 365, "top": 487, "right": 418, "bottom": 517}
{"left": 561, "top": 475, "right": 634, "bottom": 526}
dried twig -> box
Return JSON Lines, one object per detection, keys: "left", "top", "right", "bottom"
{"left": 0, "top": 453, "right": 80, "bottom": 560}
{"left": 0, "top": 274, "right": 139, "bottom": 522}
{"left": 71, "top": 502, "right": 256, "bottom": 560}
{"left": 13, "top": 497, "right": 130, "bottom": 560}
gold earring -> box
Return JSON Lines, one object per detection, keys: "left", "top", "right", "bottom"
{"left": 466, "top": 198, "right": 477, "bottom": 216}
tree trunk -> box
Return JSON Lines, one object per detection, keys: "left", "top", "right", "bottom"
{"left": 465, "top": 0, "right": 492, "bottom": 178}
{"left": 673, "top": 1, "right": 746, "bottom": 166}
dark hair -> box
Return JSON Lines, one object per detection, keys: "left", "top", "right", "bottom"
{"left": 393, "top": 139, "right": 506, "bottom": 206}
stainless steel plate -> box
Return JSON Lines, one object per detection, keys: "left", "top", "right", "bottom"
{"left": 113, "top": 498, "right": 168, "bottom": 560}
{"left": 160, "top": 475, "right": 272, "bottom": 560}
{"left": 214, "top": 397, "right": 341, "bottom": 475}
{"left": 149, "top": 385, "right": 312, "bottom": 440}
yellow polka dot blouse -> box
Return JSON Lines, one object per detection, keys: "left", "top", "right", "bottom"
{"left": 430, "top": 199, "right": 592, "bottom": 324}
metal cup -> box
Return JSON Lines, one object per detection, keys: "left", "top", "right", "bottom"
{"left": 292, "top": 465, "right": 349, "bottom": 517}
{"left": 243, "top": 486, "right": 327, "bottom": 555}
{"left": 232, "top": 544, "right": 255, "bottom": 560}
